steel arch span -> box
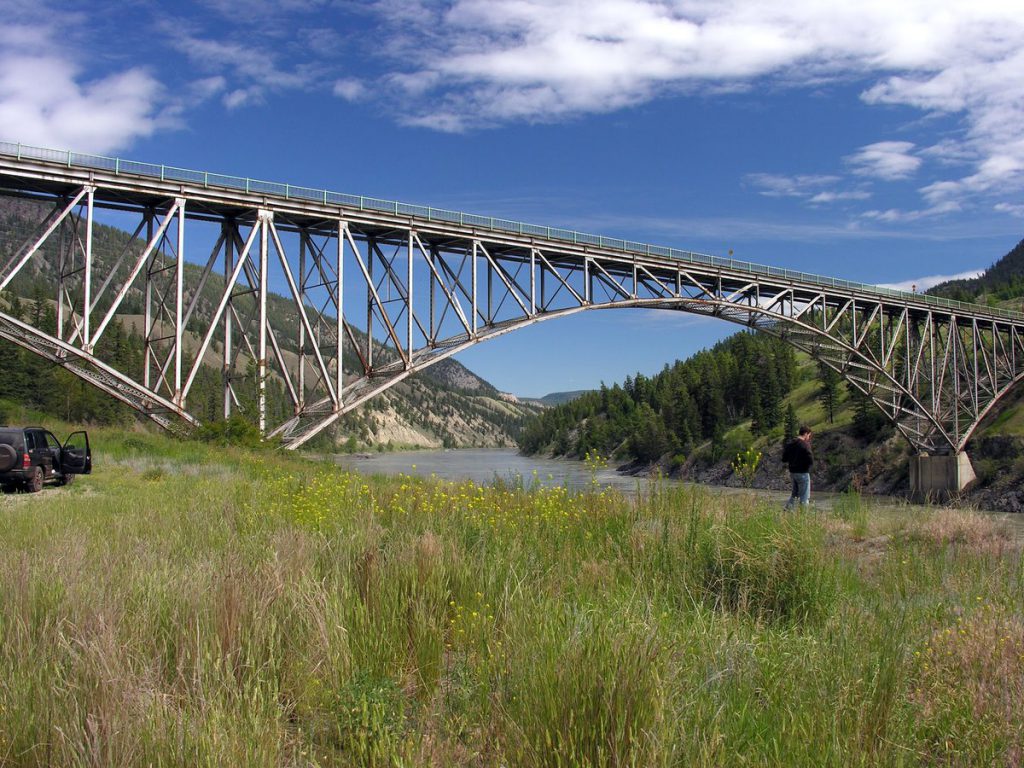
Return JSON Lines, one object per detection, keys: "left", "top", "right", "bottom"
{"left": 1, "top": 143, "right": 1023, "bottom": 454}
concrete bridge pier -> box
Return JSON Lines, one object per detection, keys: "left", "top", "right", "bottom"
{"left": 909, "top": 452, "right": 977, "bottom": 500}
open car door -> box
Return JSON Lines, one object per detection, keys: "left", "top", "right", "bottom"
{"left": 62, "top": 431, "right": 92, "bottom": 475}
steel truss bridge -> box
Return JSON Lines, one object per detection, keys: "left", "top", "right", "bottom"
{"left": 0, "top": 143, "right": 1022, "bottom": 454}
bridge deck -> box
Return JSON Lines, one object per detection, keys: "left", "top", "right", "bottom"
{"left": 1, "top": 140, "right": 1018, "bottom": 326}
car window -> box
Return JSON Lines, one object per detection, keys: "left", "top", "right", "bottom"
{"left": 45, "top": 432, "right": 61, "bottom": 450}
{"left": 24, "top": 431, "right": 36, "bottom": 450}
{"left": 0, "top": 430, "right": 23, "bottom": 450}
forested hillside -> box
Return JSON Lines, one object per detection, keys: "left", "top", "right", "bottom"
{"left": 520, "top": 333, "right": 799, "bottom": 461}
{"left": 0, "top": 197, "right": 541, "bottom": 449}
{"left": 929, "top": 237, "right": 1024, "bottom": 304}
{"left": 520, "top": 237, "right": 1024, "bottom": 511}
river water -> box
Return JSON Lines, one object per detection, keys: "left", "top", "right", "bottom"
{"left": 335, "top": 448, "right": 655, "bottom": 494}
{"left": 333, "top": 448, "right": 1024, "bottom": 537}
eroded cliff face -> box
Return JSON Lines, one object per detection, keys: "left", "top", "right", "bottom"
{"left": 337, "top": 374, "right": 543, "bottom": 450}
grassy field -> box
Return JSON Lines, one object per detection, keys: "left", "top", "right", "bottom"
{"left": 1, "top": 427, "right": 1022, "bottom": 766}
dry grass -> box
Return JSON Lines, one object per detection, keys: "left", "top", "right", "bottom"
{"left": 912, "top": 608, "right": 1024, "bottom": 765}
{"left": 900, "top": 507, "right": 1022, "bottom": 554}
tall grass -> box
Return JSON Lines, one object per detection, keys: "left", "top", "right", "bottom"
{"left": 0, "top": 427, "right": 1021, "bottom": 765}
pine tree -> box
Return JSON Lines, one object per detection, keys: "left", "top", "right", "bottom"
{"left": 749, "top": 389, "right": 766, "bottom": 436}
{"left": 816, "top": 362, "right": 842, "bottom": 424}
{"left": 784, "top": 403, "right": 797, "bottom": 441}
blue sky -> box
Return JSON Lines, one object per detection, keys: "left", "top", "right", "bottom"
{"left": 2, "top": 0, "right": 1024, "bottom": 396}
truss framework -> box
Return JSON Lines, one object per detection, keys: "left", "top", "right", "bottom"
{"left": 1, "top": 153, "right": 1023, "bottom": 453}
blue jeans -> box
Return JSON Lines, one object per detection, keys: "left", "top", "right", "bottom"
{"left": 786, "top": 472, "right": 811, "bottom": 509}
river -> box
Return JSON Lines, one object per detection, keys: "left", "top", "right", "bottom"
{"left": 333, "top": 448, "right": 1024, "bottom": 537}
{"left": 335, "top": 448, "right": 655, "bottom": 494}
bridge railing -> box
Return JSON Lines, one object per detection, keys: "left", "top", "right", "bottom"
{"left": 2, "top": 140, "right": 1019, "bottom": 322}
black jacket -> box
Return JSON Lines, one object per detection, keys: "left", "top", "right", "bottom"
{"left": 782, "top": 438, "right": 813, "bottom": 473}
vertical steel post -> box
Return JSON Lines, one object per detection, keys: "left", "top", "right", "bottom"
{"left": 851, "top": 300, "right": 858, "bottom": 349}
{"left": 471, "top": 241, "right": 478, "bottom": 334}
{"left": 407, "top": 228, "right": 414, "bottom": 364}
{"left": 972, "top": 318, "right": 979, "bottom": 415}
{"left": 530, "top": 249, "right": 536, "bottom": 314}
{"left": 366, "top": 235, "right": 374, "bottom": 371}
{"left": 298, "top": 231, "right": 307, "bottom": 409}
{"left": 1007, "top": 325, "right": 1015, "bottom": 376}
{"left": 429, "top": 247, "right": 436, "bottom": 343}
{"left": 223, "top": 221, "right": 234, "bottom": 419}
{"left": 258, "top": 211, "right": 269, "bottom": 436}
{"left": 951, "top": 316, "right": 960, "bottom": 446}
{"left": 56, "top": 199, "right": 66, "bottom": 341}
{"left": 83, "top": 187, "right": 94, "bottom": 349}
{"left": 143, "top": 212, "right": 154, "bottom": 390}
{"left": 173, "top": 198, "right": 185, "bottom": 402}
{"left": 540, "top": 258, "right": 547, "bottom": 311}
{"left": 487, "top": 251, "right": 493, "bottom": 323}
{"left": 336, "top": 221, "right": 344, "bottom": 405}
{"left": 905, "top": 311, "right": 913, "bottom": 391}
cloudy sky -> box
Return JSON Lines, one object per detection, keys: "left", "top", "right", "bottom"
{"left": 2, "top": 0, "right": 1022, "bottom": 395}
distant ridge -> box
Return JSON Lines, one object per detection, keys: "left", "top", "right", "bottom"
{"left": 928, "top": 237, "right": 1024, "bottom": 302}
{"left": 530, "top": 390, "right": 592, "bottom": 407}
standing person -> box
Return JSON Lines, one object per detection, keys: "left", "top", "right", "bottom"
{"left": 782, "top": 426, "right": 813, "bottom": 509}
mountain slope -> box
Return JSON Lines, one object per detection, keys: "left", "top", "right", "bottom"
{"left": 929, "top": 238, "right": 1024, "bottom": 304}
{"left": 0, "top": 197, "right": 541, "bottom": 449}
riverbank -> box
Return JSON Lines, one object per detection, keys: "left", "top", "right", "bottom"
{"left": 2, "top": 428, "right": 1021, "bottom": 764}
{"left": 611, "top": 430, "right": 1024, "bottom": 513}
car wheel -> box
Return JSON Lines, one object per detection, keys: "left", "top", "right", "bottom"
{"left": 0, "top": 444, "right": 17, "bottom": 472}
{"left": 58, "top": 473, "right": 75, "bottom": 487}
{"left": 26, "top": 466, "right": 43, "bottom": 493}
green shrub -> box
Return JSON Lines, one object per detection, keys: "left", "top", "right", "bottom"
{"left": 330, "top": 671, "right": 411, "bottom": 765}
{"left": 193, "top": 414, "right": 275, "bottom": 449}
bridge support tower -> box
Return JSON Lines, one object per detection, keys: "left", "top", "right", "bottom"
{"left": 909, "top": 452, "right": 977, "bottom": 499}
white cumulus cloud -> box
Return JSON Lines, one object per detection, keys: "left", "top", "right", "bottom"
{"left": 370, "top": 0, "right": 1024, "bottom": 216}
{"left": 745, "top": 172, "right": 869, "bottom": 206}
{"left": 847, "top": 141, "right": 922, "bottom": 181}
{"left": 0, "top": 48, "right": 161, "bottom": 154}
{"left": 333, "top": 78, "right": 366, "bottom": 101}
{"left": 995, "top": 202, "right": 1024, "bottom": 218}
{"left": 878, "top": 269, "right": 984, "bottom": 292}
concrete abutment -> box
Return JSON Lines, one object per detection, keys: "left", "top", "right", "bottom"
{"left": 909, "top": 452, "right": 977, "bottom": 500}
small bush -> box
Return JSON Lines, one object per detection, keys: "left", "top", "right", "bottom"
{"left": 330, "top": 671, "right": 411, "bottom": 765}
{"left": 194, "top": 415, "right": 274, "bottom": 449}
{"left": 731, "top": 445, "right": 762, "bottom": 487}
{"left": 141, "top": 465, "right": 167, "bottom": 482}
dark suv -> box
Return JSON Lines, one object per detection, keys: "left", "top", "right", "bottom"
{"left": 0, "top": 428, "right": 92, "bottom": 492}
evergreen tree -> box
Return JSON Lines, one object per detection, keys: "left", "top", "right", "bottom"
{"left": 816, "top": 362, "right": 842, "bottom": 424}
{"left": 784, "top": 403, "right": 798, "bottom": 441}
{"left": 749, "top": 389, "right": 766, "bottom": 436}
{"left": 851, "top": 389, "right": 892, "bottom": 440}
{"left": 630, "top": 403, "right": 669, "bottom": 462}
